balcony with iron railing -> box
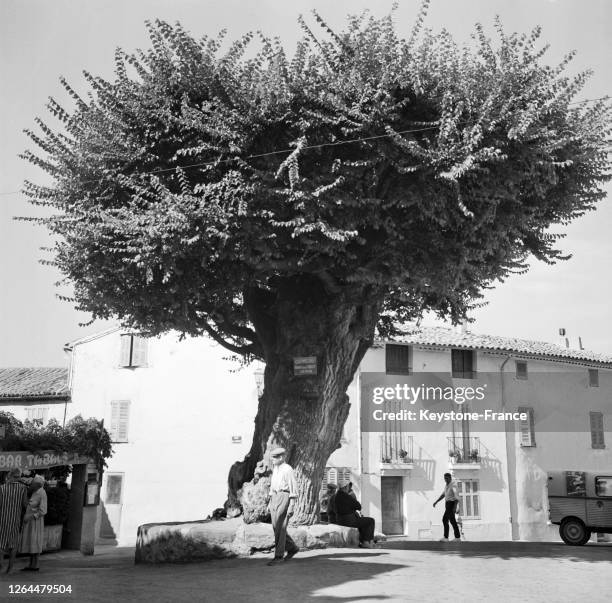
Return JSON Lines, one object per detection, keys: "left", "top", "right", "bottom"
{"left": 380, "top": 434, "right": 413, "bottom": 474}
{"left": 447, "top": 436, "right": 481, "bottom": 468}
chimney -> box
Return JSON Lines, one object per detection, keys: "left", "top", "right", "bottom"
{"left": 578, "top": 336, "right": 584, "bottom": 351}
{"left": 558, "top": 328, "right": 569, "bottom": 349}
{"left": 453, "top": 323, "right": 468, "bottom": 335}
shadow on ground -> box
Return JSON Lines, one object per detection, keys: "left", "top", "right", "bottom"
{"left": 380, "top": 539, "right": 612, "bottom": 563}
{"left": 0, "top": 549, "right": 407, "bottom": 603}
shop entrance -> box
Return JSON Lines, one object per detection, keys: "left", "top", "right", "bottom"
{"left": 0, "top": 450, "right": 101, "bottom": 555}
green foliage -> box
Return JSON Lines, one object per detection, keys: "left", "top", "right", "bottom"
{"left": 22, "top": 3, "right": 611, "bottom": 350}
{"left": 1, "top": 415, "right": 112, "bottom": 471}
{"left": 45, "top": 486, "right": 71, "bottom": 525}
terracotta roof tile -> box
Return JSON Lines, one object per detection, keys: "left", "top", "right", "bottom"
{"left": 0, "top": 368, "right": 70, "bottom": 399}
{"left": 377, "top": 327, "right": 612, "bottom": 367}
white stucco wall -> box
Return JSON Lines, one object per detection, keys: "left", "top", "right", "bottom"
{"left": 338, "top": 344, "right": 611, "bottom": 541}
{"left": 503, "top": 359, "right": 612, "bottom": 541}
{"left": 67, "top": 329, "right": 260, "bottom": 546}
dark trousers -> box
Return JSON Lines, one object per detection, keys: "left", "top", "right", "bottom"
{"left": 270, "top": 491, "right": 298, "bottom": 559}
{"left": 442, "top": 501, "right": 461, "bottom": 539}
{"left": 337, "top": 513, "right": 375, "bottom": 543}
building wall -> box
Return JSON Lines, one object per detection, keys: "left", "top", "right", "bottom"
{"left": 502, "top": 359, "right": 612, "bottom": 541}
{"left": 67, "top": 330, "right": 260, "bottom": 546}
{"left": 340, "top": 344, "right": 612, "bottom": 541}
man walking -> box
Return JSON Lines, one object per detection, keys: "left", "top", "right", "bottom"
{"left": 267, "top": 447, "right": 299, "bottom": 566}
{"left": 0, "top": 468, "right": 29, "bottom": 573}
{"left": 433, "top": 472, "right": 461, "bottom": 542}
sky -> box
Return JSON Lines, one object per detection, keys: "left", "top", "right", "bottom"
{"left": 0, "top": 0, "right": 610, "bottom": 367}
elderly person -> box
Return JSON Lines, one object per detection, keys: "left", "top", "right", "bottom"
{"left": 266, "top": 447, "right": 299, "bottom": 566}
{"left": 20, "top": 474, "right": 47, "bottom": 571}
{"left": 334, "top": 484, "right": 376, "bottom": 548}
{"left": 0, "top": 468, "right": 29, "bottom": 573}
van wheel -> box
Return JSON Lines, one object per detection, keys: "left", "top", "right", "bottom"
{"left": 560, "top": 519, "right": 591, "bottom": 546}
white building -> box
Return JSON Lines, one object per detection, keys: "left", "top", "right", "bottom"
{"left": 326, "top": 327, "right": 612, "bottom": 542}
{"left": 63, "top": 328, "right": 261, "bottom": 546}
{"left": 0, "top": 367, "right": 70, "bottom": 427}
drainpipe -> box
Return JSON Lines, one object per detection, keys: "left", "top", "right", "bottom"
{"left": 500, "top": 355, "right": 519, "bottom": 540}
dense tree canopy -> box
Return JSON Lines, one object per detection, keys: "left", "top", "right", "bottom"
{"left": 23, "top": 5, "right": 610, "bottom": 353}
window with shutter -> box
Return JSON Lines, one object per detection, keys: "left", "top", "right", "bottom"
{"left": 515, "top": 361, "right": 528, "bottom": 380}
{"left": 590, "top": 411, "right": 605, "bottom": 449}
{"left": 385, "top": 344, "right": 412, "bottom": 375}
{"left": 518, "top": 406, "right": 536, "bottom": 447}
{"left": 119, "top": 334, "right": 149, "bottom": 367}
{"left": 131, "top": 337, "right": 148, "bottom": 366}
{"left": 119, "top": 334, "right": 133, "bottom": 367}
{"left": 26, "top": 406, "right": 49, "bottom": 426}
{"left": 588, "top": 369, "right": 599, "bottom": 388}
{"left": 457, "top": 479, "right": 480, "bottom": 519}
{"left": 110, "top": 400, "right": 130, "bottom": 443}
{"left": 321, "top": 466, "right": 351, "bottom": 492}
{"left": 451, "top": 350, "right": 475, "bottom": 379}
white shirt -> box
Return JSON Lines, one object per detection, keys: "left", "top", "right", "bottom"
{"left": 270, "top": 462, "right": 298, "bottom": 499}
{"left": 442, "top": 481, "right": 459, "bottom": 502}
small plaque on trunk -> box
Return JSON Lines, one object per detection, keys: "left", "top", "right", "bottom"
{"left": 293, "top": 356, "right": 318, "bottom": 376}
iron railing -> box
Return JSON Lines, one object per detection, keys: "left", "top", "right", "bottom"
{"left": 447, "top": 436, "right": 481, "bottom": 463}
{"left": 380, "top": 434, "right": 413, "bottom": 464}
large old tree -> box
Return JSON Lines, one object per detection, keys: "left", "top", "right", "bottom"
{"left": 23, "top": 6, "right": 610, "bottom": 523}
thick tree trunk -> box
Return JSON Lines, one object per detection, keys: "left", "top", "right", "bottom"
{"left": 226, "top": 276, "right": 382, "bottom": 525}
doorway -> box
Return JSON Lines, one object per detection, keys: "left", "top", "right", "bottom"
{"left": 381, "top": 476, "right": 404, "bottom": 535}
{"left": 99, "top": 473, "right": 124, "bottom": 539}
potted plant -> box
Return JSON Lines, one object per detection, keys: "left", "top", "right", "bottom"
{"left": 399, "top": 449, "right": 412, "bottom": 463}
{"left": 449, "top": 450, "right": 461, "bottom": 463}
{"left": 469, "top": 449, "right": 479, "bottom": 463}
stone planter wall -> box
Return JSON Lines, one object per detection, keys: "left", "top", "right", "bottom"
{"left": 135, "top": 518, "right": 361, "bottom": 564}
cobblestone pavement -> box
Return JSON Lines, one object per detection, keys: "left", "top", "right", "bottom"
{"left": 0, "top": 541, "right": 610, "bottom": 603}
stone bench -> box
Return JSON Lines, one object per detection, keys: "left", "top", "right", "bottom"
{"left": 135, "top": 518, "right": 360, "bottom": 564}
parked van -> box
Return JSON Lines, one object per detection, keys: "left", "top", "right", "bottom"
{"left": 547, "top": 471, "right": 612, "bottom": 545}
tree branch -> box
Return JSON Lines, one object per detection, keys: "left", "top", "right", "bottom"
{"left": 202, "top": 322, "right": 262, "bottom": 358}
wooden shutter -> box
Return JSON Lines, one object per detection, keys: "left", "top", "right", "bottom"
{"left": 110, "top": 400, "right": 130, "bottom": 442}
{"left": 386, "top": 344, "right": 411, "bottom": 375}
{"left": 131, "top": 336, "right": 148, "bottom": 367}
{"left": 338, "top": 468, "right": 352, "bottom": 486}
{"left": 590, "top": 411, "right": 605, "bottom": 449}
{"left": 518, "top": 407, "right": 535, "bottom": 446}
{"left": 119, "top": 335, "right": 133, "bottom": 367}
{"left": 588, "top": 369, "right": 599, "bottom": 387}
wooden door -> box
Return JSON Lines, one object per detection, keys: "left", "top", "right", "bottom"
{"left": 381, "top": 476, "right": 404, "bottom": 535}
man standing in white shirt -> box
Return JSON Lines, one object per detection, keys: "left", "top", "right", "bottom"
{"left": 433, "top": 472, "right": 461, "bottom": 542}
{"left": 267, "top": 447, "right": 299, "bottom": 566}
